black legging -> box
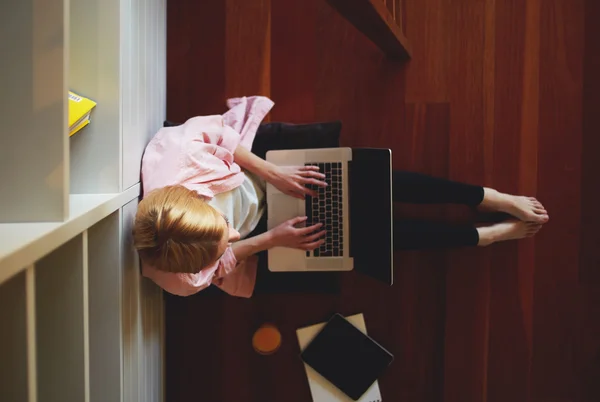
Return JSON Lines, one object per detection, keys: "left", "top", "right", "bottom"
{"left": 392, "top": 171, "right": 482, "bottom": 250}
{"left": 250, "top": 129, "right": 483, "bottom": 251}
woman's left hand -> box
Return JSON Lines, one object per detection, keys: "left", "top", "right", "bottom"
{"left": 267, "top": 165, "right": 327, "bottom": 199}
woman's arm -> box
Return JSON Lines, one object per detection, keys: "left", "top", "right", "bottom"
{"left": 231, "top": 216, "right": 325, "bottom": 261}
{"left": 230, "top": 231, "right": 275, "bottom": 261}
{"left": 233, "top": 145, "right": 276, "bottom": 180}
{"left": 233, "top": 145, "right": 327, "bottom": 199}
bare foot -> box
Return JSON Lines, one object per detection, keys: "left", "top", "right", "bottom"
{"left": 477, "top": 220, "right": 542, "bottom": 246}
{"left": 480, "top": 188, "right": 549, "bottom": 223}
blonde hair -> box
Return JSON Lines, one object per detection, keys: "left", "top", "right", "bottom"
{"left": 133, "top": 185, "right": 226, "bottom": 273}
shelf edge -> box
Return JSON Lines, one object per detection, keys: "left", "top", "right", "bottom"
{"left": 0, "top": 184, "right": 140, "bottom": 285}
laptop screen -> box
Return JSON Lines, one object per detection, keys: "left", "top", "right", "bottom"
{"left": 349, "top": 148, "right": 393, "bottom": 285}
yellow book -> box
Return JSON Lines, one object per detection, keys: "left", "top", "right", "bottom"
{"left": 68, "top": 91, "right": 96, "bottom": 130}
{"left": 69, "top": 116, "right": 91, "bottom": 137}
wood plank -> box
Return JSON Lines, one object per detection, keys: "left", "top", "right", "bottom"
{"left": 580, "top": 289, "right": 600, "bottom": 400}
{"left": 385, "top": 0, "right": 394, "bottom": 16}
{"left": 396, "top": 0, "right": 404, "bottom": 31}
{"left": 326, "top": 0, "right": 412, "bottom": 60}
{"left": 486, "top": 1, "right": 534, "bottom": 400}
{"left": 532, "top": 0, "right": 585, "bottom": 399}
{"left": 270, "top": 0, "right": 318, "bottom": 122}
{"left": 314, "top": 0, "right": 405, "bottom": 149}
{"left": 516, "top": 6, "right": 541, "bottom": 393}
{"left": 444, "top": 0, "right": 491, "bottom": 401}
{"left": 579, "top": 0, "right": 600, "bottom": 398}
{"left": 166, "top": 0, "right": 226, "bottom": 120}
{"left": 580, "top": 0, "right": 600, "bottom": 284}
{"left": 338, "top": 103, "right": 448, "bottom": 401}
{"left": 392, "top": 103, "right": 449, "bottom": 402}
{"left": 225, "top": 0, "right": 271, "bottom": 100}
{"left": 403, "top": 0, "right": 449, "bottom": 103}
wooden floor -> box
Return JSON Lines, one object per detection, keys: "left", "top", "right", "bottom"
{"left": 165, "top": 0, "right": 600, "bottom": 401}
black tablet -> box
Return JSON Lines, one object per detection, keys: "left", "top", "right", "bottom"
{"left": 300, "top": 314, "right": 394, "bottom": 401}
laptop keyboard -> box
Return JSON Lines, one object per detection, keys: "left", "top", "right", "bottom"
{"left": 305, "top": 162, "right": 344, "bottom": 257}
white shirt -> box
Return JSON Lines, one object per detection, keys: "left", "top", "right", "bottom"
{"left": 207, "top": 171, "right": 266, "bottom": 239}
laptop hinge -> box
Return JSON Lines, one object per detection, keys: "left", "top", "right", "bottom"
{"left": 347, "top": 160, "right": 354, "bottom": 258}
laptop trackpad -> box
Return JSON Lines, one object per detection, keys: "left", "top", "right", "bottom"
{"left": 269, "top": 194, "right": 302, "bottom": 226}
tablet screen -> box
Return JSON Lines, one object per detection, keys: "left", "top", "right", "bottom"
{"left": 300, "top": 314, "right": 394, "bottom": 400}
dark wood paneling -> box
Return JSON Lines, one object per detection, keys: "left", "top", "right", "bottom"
{"left": 403, "top": 0, "right": 448, "bottom": 103}
{"left": 579, "top": 0, "right": 600, "bottom": 400}
{"left": 486, "top": 1, "right": 532, "bottom": 401}
{"left": 580, "top": 0, "right": 600, "bottom": 283}
{"left": 166, "top": 0, "right": 271, "bottom": 122}
{"left": 394, "top": 0, "right": 403, "bottom": 31}
{"left": 166, "top": 0, "right": 226, "bottom": 121}
{"left": 393, "top": 103, "right": 449, "bottom": 402}
{"left": 224, "top": 0, "right": 271, "bottom": 100}
{"left": 533, "top": 0, "right": 585, "bottom": 400}
{"left": 270, "top": 0, "right": 318, "bottom": 123}
{"left": 326, "top": 0, "right": 412, "bottom": 60}
{"left": 165, "top": 0, "right": 595, "bottom": 400}
{"left": 443, "top": 1, "right": 490, "bottom": 401}
{"left": 314, "top": 1, "right": 405, "bottom": 152}
{"left": 385, "top": 0, "right": 394, "bottom": 15}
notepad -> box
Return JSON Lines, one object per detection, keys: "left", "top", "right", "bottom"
{"left": 296, "top": 314, "right": 383, "bottom": 402}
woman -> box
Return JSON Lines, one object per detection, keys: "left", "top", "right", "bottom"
{"left": 133, "top": 97, "right": 548, "bottom": 298}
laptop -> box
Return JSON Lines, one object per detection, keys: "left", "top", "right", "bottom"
{"left": 266, "top": 147, "right": 393, "bottom": 285}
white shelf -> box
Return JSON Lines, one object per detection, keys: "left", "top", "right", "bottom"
{"left": 36, "top": 235, "right": 87, "bottom": 402}
{"left": 121, "top": 197, "right": 165, "bottom": 402}
{"left": 121, "top": 0, "right": 167, "bottom": 190}
{"left": 0, "top": 0, "right": 69, "bottom": 222}
{"left": 88, "top": 212, "right": 122, "bottom": 402}
{"left": 69, "top": 0, "right": 122, "bottom": 194}
{"left": 0, "top": 272, "right": 29, "bottom": 402}
{"left": 0, "top": 0, "right": 166, "bottom": 399}
{"left": 0, "top": 184, "right": 140, "bottom": 286}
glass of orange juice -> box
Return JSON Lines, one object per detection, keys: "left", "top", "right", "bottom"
{"left": 252, "top": 323, "right": 282, "bottom": 355}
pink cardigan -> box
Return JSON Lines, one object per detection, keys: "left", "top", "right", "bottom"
{"left": 140, "top": 96, "right": 274, "bottom": 298}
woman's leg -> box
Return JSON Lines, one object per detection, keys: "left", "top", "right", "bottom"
{"left": 394, "top": 220, "right": 479, "bottom": 250}
{"left": 393, "top": 171, "right": 484, "bottom": 205}
{"left": 394, "top": 219, "right": 543, "bottom": 250}
{"left": 393, "top": 171, "right": 549, "bottom": 223}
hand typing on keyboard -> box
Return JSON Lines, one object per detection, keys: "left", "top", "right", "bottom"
{"left": 265, "top": 164, "right": 328, "bottom": 199}
{"left": 305, "top": 163, "right": 344, "bottom": 257}
{"left": 267, "top": 216, "right": 326, "bottom": 251}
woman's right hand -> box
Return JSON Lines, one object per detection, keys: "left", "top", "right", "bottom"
{"left": 267, "top": 216, "right": 326, "bottom": 250}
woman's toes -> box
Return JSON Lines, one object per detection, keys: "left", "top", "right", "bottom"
{"left": 536, "top": 215, "right": 549, "bottom": 223}
{"left": 527, "top": 225, "right": 541, "bottom": 236}
{"left": 528, "top": 213, "right": 548, "bottom": 223}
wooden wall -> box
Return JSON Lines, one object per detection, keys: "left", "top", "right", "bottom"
{"left": 166, "top": 0, "right": 600, "bottom": 400}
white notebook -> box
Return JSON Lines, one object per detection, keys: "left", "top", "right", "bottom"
{"left": 296, "top": 314, "right": 383, "bottom": 402}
